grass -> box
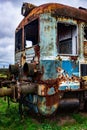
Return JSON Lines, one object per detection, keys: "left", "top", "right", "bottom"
{"left": 0, "top": 69, "right": 8, "bottom": 78}
{"left": 0, "top": 98, "right": 87, "bottom": 130}
{"left": 1, "top": 68, "right": 87, "bottom": 130}
{"left": 0, "top": 98, "right": 60, "bottom": 130}
{"left": 0, "top": 74, "right": 7, "bottom": 78}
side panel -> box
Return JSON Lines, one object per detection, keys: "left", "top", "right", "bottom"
{"left": 40, "top": 13, "right": 57, "bottom": 57}
{"left": 40, "top": 59, "right": 79, "bottom": 90}
{"left": 40, "top": 59, "right": 79, "bottom": 80}
{"left": 15, "top": 47, "right": 35, "bottom": 65}
{"left": 39, "top": 13, "right": 80, "bottom": 90}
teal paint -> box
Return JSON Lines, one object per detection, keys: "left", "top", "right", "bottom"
{"left": 40, "top": 13, "right": 57, "bottom": 58}
{"left": 47, "top": 87, "right": 55, "bottom": 95}
{"left": 40, "top": 60, "right": 79, "bottom": 80}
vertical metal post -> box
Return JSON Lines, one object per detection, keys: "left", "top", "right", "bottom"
{"left": 78, "top": 22, "right": 84, "bottom": 59}
{"left": 22, "top": 27, "right": 24, "bottom": 50}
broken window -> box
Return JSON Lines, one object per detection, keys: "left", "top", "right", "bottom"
{"left": 26, "top": 40, "right": 32, "bottom": 48}
{"left": 84, "top": 26, "right": 87, "bottom": 40}
{"left": 57, "top": 23, "right": 77, "bottom": 55}
{"left": 15, "top": 29, "right": 22, "bottom": 51}
{"left": 24, "top": 19, "right": 39, "bottom": 48}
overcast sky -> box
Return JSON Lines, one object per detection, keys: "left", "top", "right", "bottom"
{"left": 0, "top": 0, "right": 87, "bottom": 68}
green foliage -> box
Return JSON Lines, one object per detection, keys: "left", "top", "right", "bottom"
{"left": 41, "top": 123, "right": 61, "bottom": 130}
{"left": 72, "top": 113, "right": 87, "bottom": 124}
{"left": 0, "top": 73, "right": 7, "bottom": 78}
{"left": 62, "top": 113, "right": 87, "bottom": 130}
{"left": 1, "top": 98, "right": 87, "bottom": 130}
{"left": 0, "top": 69, "right": 8, "bottom": 78}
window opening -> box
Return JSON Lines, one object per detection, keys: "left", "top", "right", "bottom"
{"left": 24, "top": 19, "right": 39, "bottom": 48}
{"left": 57, "top": 23, "right": 77, "bottom": 55}
{"left": 25, "top": 40, "right": 32, "bottom": 48}
{"left": 15, "top": 29, "right": 22, "bottom": 51}
{"left": 84, "top": 26, "right": 87, "bottom": 40}
{"left": 83, "top": 25, "right": 87, "bottom": 56}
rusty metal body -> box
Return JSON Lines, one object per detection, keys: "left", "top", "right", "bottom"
{"left": 0, "top": 3, "right": 87, "bottom": 116}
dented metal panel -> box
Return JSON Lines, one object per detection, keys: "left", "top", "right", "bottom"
{"left": 40, "top": 59, "right": 79, "bottom": 90}
{"left": 15, "top": 47, "right": 35, "bottom": 65}
{"left": 37, "top": 94, "right": 59, "bottom": 116}
{"left": 15, "top": 51, "right": 22, "bottom": 65}
{"left": 25, "top": 47, "right": 35, "bottom": 63}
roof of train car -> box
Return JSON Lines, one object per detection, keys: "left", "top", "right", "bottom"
{"left": 16, "top": 3, "right": 87, "bottom": 31}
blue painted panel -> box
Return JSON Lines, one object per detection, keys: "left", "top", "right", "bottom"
{"left": 62, "top": 61, "right": 79, "bottom": 77}
{"left": 70, "top": 85, "right": 79, "bottom": 90}
{"left": 40, "top": 60, "right": 79, "bottom": 80}
{"left": 39, "top": 13, "right": 79, "bottom": 91}
{"left": 25, "top": 94, "right": 38, "bottom": 113}
{"left": 47, "top": 87, "right": 55, "bottom": 95}
{"left": 58, "top": 85, "right": 68, "bottom": 90}
{"left": 40, "top": 60, "right": 57, "bottom": 80}
{"left": 58, "top": 82, "right": 80, "bottom": 90}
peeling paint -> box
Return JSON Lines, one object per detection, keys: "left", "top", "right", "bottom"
{"left": 7, "top": 3, "right": 87, "bottom": 116}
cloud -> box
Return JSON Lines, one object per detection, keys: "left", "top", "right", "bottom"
{"left": 0, "top": 1, "right": 23, "bottom": 67}
{"left": 0, "top": 2, "right": 22, "bottom": 37}
{"left": 1, "top": 0, "right": 87, "bottom": 8}
{"left": 5, "top": 0, "right": 87, "bottom": 8}
{"left": 0, "top": 37, "right": 14, "bottom": 64}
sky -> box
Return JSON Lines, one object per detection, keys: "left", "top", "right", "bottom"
{"left": 0, "top": 0, "right": 87, "bottom": 68}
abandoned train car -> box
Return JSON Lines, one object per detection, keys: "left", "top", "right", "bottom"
{"left": 1, "top": 3, "right": 87, "bottom": 116}
{"left": 14, "top": 2, "right": 87, "bottom": 115}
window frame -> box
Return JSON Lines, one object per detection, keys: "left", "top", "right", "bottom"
{"left": 57, "top": 22, "right": 78, "bottom": 56}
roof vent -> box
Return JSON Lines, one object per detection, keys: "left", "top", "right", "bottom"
{"left": 21, "top": 3, "right": 37, "bottom": 17}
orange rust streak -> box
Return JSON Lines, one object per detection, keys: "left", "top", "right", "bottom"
{"left": 46, "top": 93, "right": 59, "bottom": 106}
{"left": 16, "top": 3, "right": 87, "bottom": 31}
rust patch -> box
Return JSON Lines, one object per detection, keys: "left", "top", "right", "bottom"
{"left": 17, "top": 3, "right": 87, "bottom": 31}
{"left": 70, "top": 56, "right": 78, "bottom": 61}
{"left": 46, "top": 93, "right": 59, "bottom": 106}
{"left": 84, "top": 41, "right": 87, "bottom": 56}
{"left": 34, "top": 45, "right": 40, "bottom": 61}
